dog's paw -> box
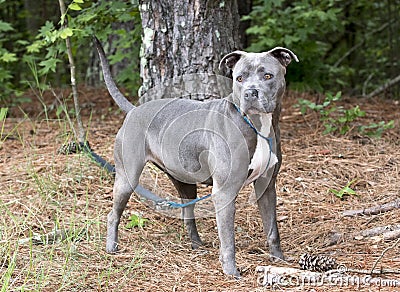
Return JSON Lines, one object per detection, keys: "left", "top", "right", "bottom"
{"left": 191, "top": 239, "right": 204, "bottom": 250}
{"left": 224, "top": 269, "right": 241, "bottom": 279}
{"left": 222, "top": 264, "right": 241, "bottom": 278}
{"left": 106, "top": 242, "right": 119, "bottom": 254}
{"left": 270, "top": 252, "right": 286, "bottom": 264}
{"left": 269, "top": 246, "right": 285, "bottom": 261}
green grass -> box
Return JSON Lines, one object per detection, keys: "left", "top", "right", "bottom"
{"left": 0, "top": 115, "right": 145, "bottom": 291}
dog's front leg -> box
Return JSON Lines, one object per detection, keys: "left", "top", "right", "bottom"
{"left": 254, "top": 175, "right": 284, "bottom": 260}
{"left": 212, "top": 188, "right": 240, "bottom": 277}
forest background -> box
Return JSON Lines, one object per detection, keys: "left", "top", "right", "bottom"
{"left": 0, "top": 0, "right": 399, "bottom": 107}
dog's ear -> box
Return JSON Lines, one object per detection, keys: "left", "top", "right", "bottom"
{"left": 219, "top": 51, "right": 247, "bottom": 71}
{"left": 267, "top": 47, "right": 299, "bottom": 67}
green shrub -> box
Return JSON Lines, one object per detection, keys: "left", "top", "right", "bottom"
{"left": 0, "top": 20, "right": 25, "bottom": 103}
{"left": 25, "top": 1, "right": 142, "bottom": 96}
{"left": 0, "top": 0, "right": 142, "bottom": 106}
{"left": 297, "top": 91, "right": 394, "bottom": 136}
{"left": 245, "top": 0, "right": 400, "bottom": 97}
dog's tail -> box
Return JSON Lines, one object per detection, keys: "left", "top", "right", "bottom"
{"left": 93, "top": 36, "right": 135, "bottom": 113}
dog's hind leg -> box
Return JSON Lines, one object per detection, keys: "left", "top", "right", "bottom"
{"left": 168, "top": 175, "right": 203, "bottom": 249}
{"left": 106, "top": 165, "right": 143, "bottom": 253}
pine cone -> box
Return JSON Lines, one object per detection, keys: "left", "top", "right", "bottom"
{"left": 299, "top": 253, "right": 337, "bottom": 272}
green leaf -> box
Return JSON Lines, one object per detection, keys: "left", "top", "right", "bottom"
{"left": 333, "top": 91, "right": 342, "bottom": 101}
{"left": 125, "top": 214, "right": 148, "bottom": 229}
{"left": 0, "top": 108, "right": 8, "bottom": 121}
{"left": 339, "top": 125, "right": 350, "bottom": 135}
{"left": 1, "top": 52, "right": 17, "bottom": 63}
{"left": 16, "top": 40, "right": 30, "bottom": 46}
{"left": 360, "top": 119, "right": 395, "bottom": 137}
{"left": 323, "top": 124, "right": 336, "bottom": 134}
{"left": 56, "top": 106, "right": 64, "bottom": 118}
{"left": 26, "top": 41, "right": 45, "bottom": 53}
{"left": 74, "top": 0, "right": 84, "bottom": 3}
{"left": 38, "top": 21, "right": 55, "bottom": 36}
{"left": 77, "top": 12, "right": 97, "bottom": 23}
{"left": 38, "top": 58, "right": 61, "bottom": 74}
{"left": 59, "top": 28, "right": 74, "bottom": 39}
{"left": 68, "top": 3, "right": 82, "bottom": 11}
{"left": 342, "top": 187, "right": 356, "bottom": 195}
{"left": 329, "top": 189, "right": 339, "bottom": 196}
{"left": 329, "top": 180, "right": 357, "bottom": 199}
{"left": 37, "top": 21, "right": 58, "bottom": 43}
{"left": 322, "top": 101, "right": 330, "bottom": 107}
{"left": 0, "top": 21, "right": 14, "bottom": 32}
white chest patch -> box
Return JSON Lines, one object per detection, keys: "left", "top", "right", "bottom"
{"left": 244, "top": 113, "right": 278, "bottom": 186}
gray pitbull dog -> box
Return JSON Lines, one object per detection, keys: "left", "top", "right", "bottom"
{"left": 94, "top": 38, "right": 298, "bottom": 277}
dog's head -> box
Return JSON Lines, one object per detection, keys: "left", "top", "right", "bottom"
{"left": 220, "top": 48, "right": 298, "bottom": 114}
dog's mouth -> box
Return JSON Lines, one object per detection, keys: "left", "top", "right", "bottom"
{"left": 234, "top": 103, "right": 269, "bottom": 124}
{"left": 261, "top": 99, "right": 276, "bottom": 113}
{"left": 239, "top": 98, "right": 276, "bottom": 115}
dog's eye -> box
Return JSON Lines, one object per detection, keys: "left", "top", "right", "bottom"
{"left": 236, "top": 76, "right": 243, "bottom": 82}
{"left": 264, "top": 74, "right": 273, "bottom": 80}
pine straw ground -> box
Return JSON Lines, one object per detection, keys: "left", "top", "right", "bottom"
{"left": 1, "top": 88, "right": 399, "bottom": 291}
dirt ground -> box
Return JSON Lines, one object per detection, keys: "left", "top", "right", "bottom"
{"left": 1, "top": 88, "right": 399, "bottom": 291}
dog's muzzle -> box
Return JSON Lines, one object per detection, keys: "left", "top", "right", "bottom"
{"left": 244, "top": 89, "right": 259, "bottom": 101}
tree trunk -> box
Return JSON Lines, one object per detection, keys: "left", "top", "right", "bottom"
{"left": 138, "top": 0, "right": 241, "bottom": 101}
{"left": 237, "top": 0, "right": 252, "bottom": 49}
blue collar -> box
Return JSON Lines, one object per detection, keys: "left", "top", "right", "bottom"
{"left": 232, "top": 104, "right": 274, "bottom": 150}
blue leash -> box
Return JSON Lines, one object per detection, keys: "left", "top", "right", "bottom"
{"left": 233, "top": 104, "right": 274, "bottom": 151}
{"left": 157, "top": 193, "right": 212, "bottom": 209}
{"left": 158, "top": 104, "right": 273, "bottom": 209}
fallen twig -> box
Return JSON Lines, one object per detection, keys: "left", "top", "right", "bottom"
{"left": 345, "top": 268, "right": 400, "bottom": 275}
{"left": 18, "top": 228, "right": 87, "bottom": 245}
{"left": 334, "top": 20, "right": 395, "bottom": 68}
{"left": 343, "top": 199, "right": 400, "bottom": 217}
{"left": 361, "top": 224, "right": 400, "bottom": 238}
{"left": 328, "top": 224, "right": 400, "bottom": 245}
{"left": 382, "top": 229, "right": 400, "bottom": 241}
{"left": 365, "top": 74, "right": 400, "bottom": 98}
{"left": 18, "top": 229, "right": 68, "bottom": 245}
{"left": 370, "top": 238, "right": 400, "bottom": 274}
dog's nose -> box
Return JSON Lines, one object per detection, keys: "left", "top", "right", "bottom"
{"left": 244, "top": 89, "right": 258, "bottom": 100}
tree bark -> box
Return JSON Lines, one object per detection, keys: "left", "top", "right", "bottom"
{"left": 138, "top": 0, "right": 241, "bottom": 101}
